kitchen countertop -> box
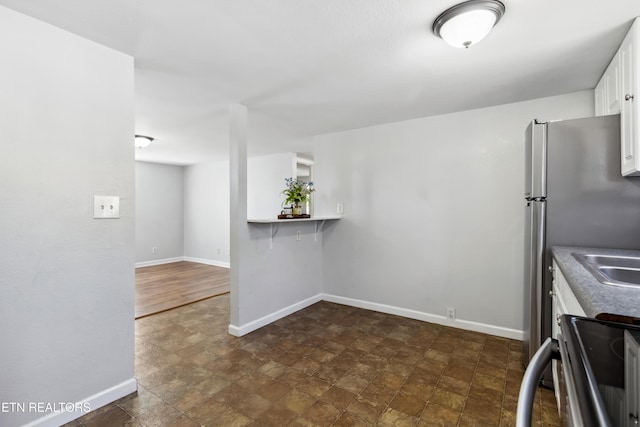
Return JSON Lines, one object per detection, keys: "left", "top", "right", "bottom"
{"left": 552, "top": 246, "right": 640, "bottom": 321}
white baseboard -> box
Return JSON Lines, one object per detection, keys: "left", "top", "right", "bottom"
{"left": 24, "top": 378, "right": 137, "bottom": 427}
{"left": 135, "top": 257, "right": 230, "bottom": 269}
{"left": 227, "top": 293, "right": 522, "bottom": 340}
{"left": 135, "top": 257, "right": 184, "bottom": 268}
{"left": 321, "top": 294, "right": 523, "bottom": 340}
{"left": 228, "top": 294, "right": 323, "bottom": 337}
{"left": 183, "top": 257, "right": 230, "bottom": 269}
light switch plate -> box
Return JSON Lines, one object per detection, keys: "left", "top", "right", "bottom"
{"left": 94, "top": 195, "right": 120, "bottom": 219}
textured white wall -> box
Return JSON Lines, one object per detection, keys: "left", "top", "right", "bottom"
{"left": 230, "top": 110, "right": 323, "bottom": 334}
{"left": 314, "top": 91, "right": 594, "bottom": 335}
{"left": 135, "top": 162, "right": 184, "bottom": 264}
{"left": 184, "top": 161, "right": 230, "bottom": 266}
{"left": 181, "top": 152, "right": 304, "bottom": 270}
{"left": 247, "top": 153, "right": 296, "bottom": 219}
{"left": 0, "top": 6, "right": 135, "bottom": 426}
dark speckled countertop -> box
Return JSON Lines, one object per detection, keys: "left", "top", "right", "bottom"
{"left": 552, "top": 246, "right": 640, "bottom": 321}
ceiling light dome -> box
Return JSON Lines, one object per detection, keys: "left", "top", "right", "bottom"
{"left": 135, "top": 135, "right": 154, "bottom": 149}
{"left": 433, "top": 0, "right": 505, "bottom": 48}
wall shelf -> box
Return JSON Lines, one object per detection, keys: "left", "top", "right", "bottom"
{"left": 247, "top": 215, "right": 341, "bottom": 224}
{"left": 247, "top": 215, "right": 341, "bottom": 248}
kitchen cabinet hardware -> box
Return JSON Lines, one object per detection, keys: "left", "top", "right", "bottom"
{"left": 626, "top": 94, "right": 635, "bottom": 101}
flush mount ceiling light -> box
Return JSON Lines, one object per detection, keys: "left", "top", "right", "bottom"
{"left": 432, "top": 0, "right": 505, "bottom": 48}
{"left": 134, "top": 135, "right": 154, "bottom": 149}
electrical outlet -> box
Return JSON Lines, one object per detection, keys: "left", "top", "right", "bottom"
{"left": 296, "top": 230, "right": 301, "bottom": 241}
{"left": 152, "top": 247, "right": 158, "bottom": 254}
{"left": 446, "top": 307, "right": 456, "bottom": 320}
{"left": 216, "top": 248, "right": 221, "bottom": 254}
{"left": 337, "top": 202, "right": 344, "bottom": 214}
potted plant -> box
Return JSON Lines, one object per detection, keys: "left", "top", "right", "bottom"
{"left": 282, "top": 177, "right": 314, "bottom": 215}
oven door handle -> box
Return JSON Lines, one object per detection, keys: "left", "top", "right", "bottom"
{"left": 516, "top": 337, "right": 559, "bottom": 427}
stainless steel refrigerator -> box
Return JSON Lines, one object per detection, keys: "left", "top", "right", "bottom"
{"left": 523, "top": 114, "right": 640, "bottom": 387}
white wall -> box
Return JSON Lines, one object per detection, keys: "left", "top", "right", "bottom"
{"left": 314, "top": 91, "right": 594, "bottom": 338}
{"left": 180, "top": 153, "right": 301, "bottom": 271}
{"left": 0, "top": 6, "right": 136, "bottom": 426}
{"left": 184, "top": 161, "right": 230, "bottom": 267}
{"left": 135, "top": 162, "right": 184, "bottom": 265}
{"left": 229, "top": 218, "right": 324, "bottom": 336}
{"left": 230, "top": 108, "right": 323, "bottom": 336}
{"left": 247, "top": 153, "right": 296, "bottom": 219}
{"left": 138, "top": 153, "right": 290, "bottom": 268}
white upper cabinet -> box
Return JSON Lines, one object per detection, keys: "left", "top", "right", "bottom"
{"left": 606, "top": 50, "right": 621, "bottom": 115}
{"left": 595, "top": 18, "right": 640, "bottom": 176}
{"left": 594, "top": 77, "right": 605, "bottom": 116}
{"left": 620, "top": 25, "right": 638, "bottom": 175}
{"left": 596, "top": 50, "right": 620, "bottom": 116}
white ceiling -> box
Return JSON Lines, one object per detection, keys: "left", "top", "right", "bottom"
{"left": 3, "top": 1, "right": 640, "bottom": 165}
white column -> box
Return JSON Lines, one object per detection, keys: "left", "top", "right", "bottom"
{"left": 228, "top": 104, "right": 248, "bottom": 332}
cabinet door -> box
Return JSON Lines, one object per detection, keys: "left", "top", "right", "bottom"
{"left": 605, "top": 51, "right": 621, "bottom": 115}
{"left": 595, "top": 76, "right": 606, "bottom": 116}
{"left": 625, "top": 331, "right": 640, "bottom": 426}
{"left": 595, "top": 52, "right": 620, "bottom": 117}
{"left": 551, "top": 261, "right": 586, "bottom": 419}
{"left": 553, "top": 263, "right": 586, "bottom": 317}
{"left": 621, "top": 24, "right": 639, "bottom": 176}
{"left": 550, "top": 265, "right": 562, "bottom": 411}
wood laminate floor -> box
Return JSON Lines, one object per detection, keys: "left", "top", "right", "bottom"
{"left": 135, "top": 261, "right": 230, "bottom": 319}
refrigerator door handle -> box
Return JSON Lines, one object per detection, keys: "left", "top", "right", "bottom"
{"left": 527, "top": 201, "right": 546, "bottom": 362}
{"left": 527, "top": 121, "right": 547, "bottom": 198}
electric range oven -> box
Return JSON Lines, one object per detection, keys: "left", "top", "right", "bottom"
{"left": 517, "top": 315, "right": 640, "bottom": 427}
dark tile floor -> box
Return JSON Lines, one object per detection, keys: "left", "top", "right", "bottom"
{"left": 67, "top": 295, "right": 560, "bottom": 426}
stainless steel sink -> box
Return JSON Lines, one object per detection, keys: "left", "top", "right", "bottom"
{"left": 572, "top": 253, "right": 640, "bottom": 288}
{"left": 598, "top": 267, "right": 640, "bottom": 284}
